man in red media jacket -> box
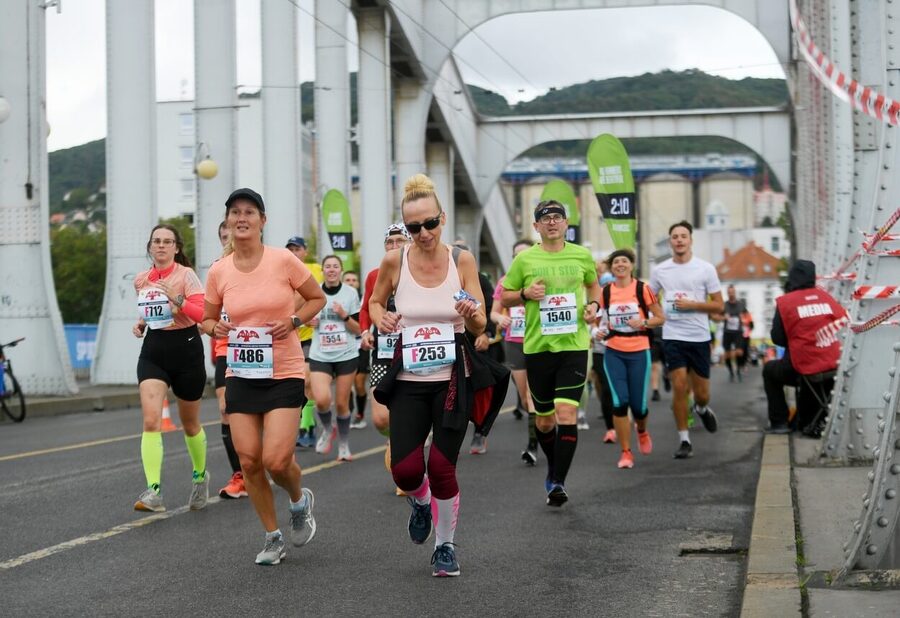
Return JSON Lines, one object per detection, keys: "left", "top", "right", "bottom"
{"left": 764, "top": 260, "right": 848, "bottom": 435}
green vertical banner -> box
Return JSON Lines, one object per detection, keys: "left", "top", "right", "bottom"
{"left": 586, "top": 134, "right": 637, "bottom": 249}
{"left": 321, "top": 189, "right": 355, "bottom": 272}
{"left": 540, "top": 179, "right": 581, "bottom": 244}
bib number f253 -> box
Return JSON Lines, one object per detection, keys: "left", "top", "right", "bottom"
{"left": 401, "top": 323, "right": 456, "bottom": 375}
{"left": 227, "top": 327, "right": 273, "bottom": 378}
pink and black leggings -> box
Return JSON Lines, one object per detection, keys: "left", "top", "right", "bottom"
{"left": 388, "top": 379, "right": 467, "bottom": 500}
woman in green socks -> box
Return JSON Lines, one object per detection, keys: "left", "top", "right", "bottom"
{"left": 131, "top": 224, "right": 210, "bottom": 513}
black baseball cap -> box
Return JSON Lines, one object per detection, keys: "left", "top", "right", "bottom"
{"left": 225, "top": 188, "right": 265, "bottom": 213}
{"left": 285, "top": 236, "right": 307, "bottom": 249}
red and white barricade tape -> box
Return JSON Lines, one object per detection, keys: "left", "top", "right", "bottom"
{"left": 851, "top": 304, "right": 900, "bottom": 333}
{"left": 853, "top": 286, "right": 900, "bottom": 300}
{"left": 790, "top": 0, "right": 900, "bottom": 126}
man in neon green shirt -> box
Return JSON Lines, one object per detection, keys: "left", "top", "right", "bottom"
{"left": 501, "top": 200, "right": 601, "bottom": 507}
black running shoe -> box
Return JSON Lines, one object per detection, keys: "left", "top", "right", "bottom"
{"left": 694, "top": 403, "right": 718, "bottom": 433}
{"left": 651, "top": 390, "right": 660, "bottom": 402}
{"left": 547, "top": 484, "right": 568, "bottom": 507}
{"left": 521, "top": 447, "right": 537, "bottom": 466}
{"left": 673, "top": 441, "right": 693, "bottom": 459}
{"left": 512, "top": 407, "right": 524, "bottom": 420}
{"left": 406, "top": 497, "right": 433, "bottom": 544}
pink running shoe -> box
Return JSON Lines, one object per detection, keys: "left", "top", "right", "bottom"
{"left": 617, "top": 450, "right": 634, "bottom": 469}
{"left": 602, "top": 429, "right": 617, "bottom": 444}
{"left": 637, "top": 430, "right": 653, "bottom": 456}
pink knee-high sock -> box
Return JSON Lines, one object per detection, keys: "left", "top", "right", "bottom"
{"left": 409, "top": 475, "right": 431, "bottom": 505}
{"left": 432, "top": 493, "right": 460, "bottom": 547}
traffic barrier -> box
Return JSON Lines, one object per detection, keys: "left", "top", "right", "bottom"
{"left": 161, "top": 398, "right": 178, "bottom": 432}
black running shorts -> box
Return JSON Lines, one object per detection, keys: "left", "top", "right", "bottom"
{"left": 137, "top": 326, "right": 206, "bottom": 401}
{"left": 525, "top": 350, "right": 589, "bottom": 415}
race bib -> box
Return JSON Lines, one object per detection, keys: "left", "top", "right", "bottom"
{"left": 664, "top": 291, "right": 692, "bottom": 320}
{"left": 608, "top": 302, "right": 640, "bottom": 333}
{"left": 540, "top": 293, "right": 578, "bottom": 335}
{"left": 726, "top": 316, "right": 741, "bottom": 331}
{"left": 401, "top": 323, "right": 456, "bottom": 375}
{"left": 227, "top": 327, "right": 273, "bottom": 379}
{"left": 318, "top": 321, "right": 349, "bottom": 352}
{"left": 137, "top": 288, "right": 173, "bottom": 330}
{"left": 508, "top": 306, "right": 526, "bottom": 339}
{"left": 377, "top": 332, "right": 399, "bottom": 360}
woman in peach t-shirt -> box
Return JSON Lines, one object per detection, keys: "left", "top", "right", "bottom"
{"left": 131, "top": 223, "right": 209, "bottom": 515}
{"left": 599, "top": 248, "right": 665, "bottom": 470}
{"left": 202, "top": 188, "right": 326, "bottom": 566}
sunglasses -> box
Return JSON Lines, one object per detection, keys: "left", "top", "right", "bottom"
{"left": 404, "top": 214, "right": 441, "bottom": 235}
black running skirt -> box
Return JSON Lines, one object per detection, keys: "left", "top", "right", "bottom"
{"left": 225, "top": 377, "right": 305, "bottom": 414}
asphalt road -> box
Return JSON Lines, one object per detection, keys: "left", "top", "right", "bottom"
{"left": 0, "top": 367, "right": 767, "bottom": 617}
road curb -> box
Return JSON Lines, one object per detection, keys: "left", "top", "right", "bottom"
{"left": 1, "top": 384, "right": 217, "bottom": 423}
{"left": 740, "top": 434, "right": 802, "bottom": 617}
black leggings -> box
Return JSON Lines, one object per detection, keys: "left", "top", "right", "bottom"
{"left": 389, "top": 379, "right": 468, "bottom": 500}
{"left": 593, "top": 352, "right": 614, "bottom": 430}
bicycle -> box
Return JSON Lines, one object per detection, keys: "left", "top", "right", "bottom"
{"left": 1, "top": 337, "right": 26, "bottom": 422}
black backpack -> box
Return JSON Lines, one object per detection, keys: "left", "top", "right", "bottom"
{"left": 602, "top": 280, "right": 653, "bottom": 342}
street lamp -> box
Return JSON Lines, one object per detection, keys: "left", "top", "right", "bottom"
{"left": 0, "top": 97, "right": 11, "bottom": 124}
{"left": 195, "top": 142, "right": 218, "bottom": 179}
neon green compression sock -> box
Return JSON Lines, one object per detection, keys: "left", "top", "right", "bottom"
{"left": 184, "top": 428, "right": 207, "bottom": 482}
{"left": 301, "top": 399, "right": 316, "bottom": 431}
{"left": 141, "top": 431, "right": 164, "bottom": 492}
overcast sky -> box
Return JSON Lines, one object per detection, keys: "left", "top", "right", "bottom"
{"left": 44, "top": 1, "right": 783, "bottom": 152}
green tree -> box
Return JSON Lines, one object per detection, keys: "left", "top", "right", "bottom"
{"left": 159, "top": 215, "right": 196, "bottom": 266}
{"left": 50, "top": 224, "right": 107, "bottom": 323}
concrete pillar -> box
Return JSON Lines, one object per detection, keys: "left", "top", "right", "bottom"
{"left": 393, "top": 78, "right": 432, "bottom": 198}
{"left": 356, "top": 7, "right": 392, "bottom": 275}
{"left": 0, "top": 0, "right": 76, "bottom": 393}
{"left": 315, "top": 0, "right": 350, "bottom": 258}
{"left": 426, "top": 141, "right": 454, "bottom": 238}
{"left": 261, "top": 0, "right": 302, "bottom": 242}
{"left": 91, "top": 1, "right": 158, "bottom": 386}
{"left": 194, "top": 0, "right": 236, "bottom": 282}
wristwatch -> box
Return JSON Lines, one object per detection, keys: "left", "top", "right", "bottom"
{"left": 291, "top": 315, "right": 302, "bottom": 328}
{"left": 520, "top": 289, "right": 528, "bottom": 302}
{"left": 342, "top": 315, "right": 351, "bottom": 322}
{"left": 642, "top": 319, "right": 649, "bottom": 328}
{"left": 174, "top": 294, "right": 184, "bottom": 308}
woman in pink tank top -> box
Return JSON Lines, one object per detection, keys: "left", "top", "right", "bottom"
{"left": 369, "top": 174, "right": 486, "bottom": 577}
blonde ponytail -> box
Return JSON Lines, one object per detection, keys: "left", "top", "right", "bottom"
{"left": 401, "top": 173, "right": 443, "bottom": 212}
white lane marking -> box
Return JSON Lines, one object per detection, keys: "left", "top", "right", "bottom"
{"left": 0, "top": 444, "right": 387, "bottom": 570}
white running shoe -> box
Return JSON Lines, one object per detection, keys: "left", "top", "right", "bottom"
{"left": 337, "top": 442, "right": 353, "bottom": 462}
{"left": 316, "top": 425, "right": 337, "bottom": 454}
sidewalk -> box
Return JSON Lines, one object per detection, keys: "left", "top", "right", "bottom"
{"left": 741, "top": 431, "right": 900, "bottom": 617}
{"left": 1, "top": 381, "right": 216, "bottom": 422}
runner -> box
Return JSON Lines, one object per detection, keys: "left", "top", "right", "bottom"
{"left": 369, "top": 174, "right": 487, "bottom": 577}
{"left": 286, "top": 236, "right": 324, "bottom": 449}
{"left": 359, "top": 223, "right": 411, "bottom": 495}
{"left": 590, "top": 268, "right": 616, "bottom": 444}
{"left": 131, "top": 224, "right": 209, "bottom": 513}
{"left": 598, "top": 248, "right": 665, "bottom": 469}
{"left": 648, "top": 220, "right": 724, "bottom": 459}
{"left": 342, "top": 271, "right": 369, "bottom": 429}
{"left": 308, "top": 255, "right": 361, "bottom": 461}
{"left": 491, "top": 238, "right": 538, "bottom": 464}
{"left": 202, "top": 188, "right": 326, "bottom": 565}
{"left": 739, "top": 304, "right": 754, "bottom": 378}
{"left": 212, "top": 221, "right": 247, "bottom": 499}
{"left": 718, "top": 284, "right": 746, "bottom": 382}
{"left": 501, "top": 200, "right": 601, "bottom": 507}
